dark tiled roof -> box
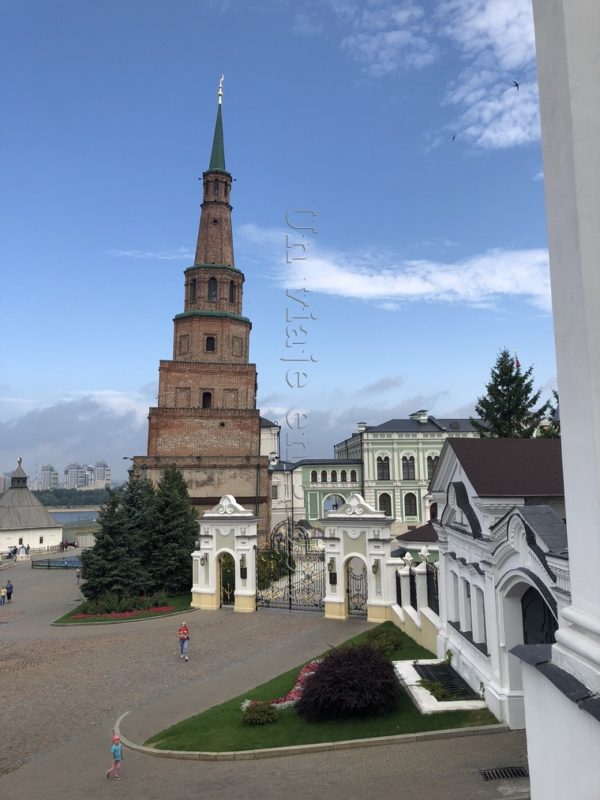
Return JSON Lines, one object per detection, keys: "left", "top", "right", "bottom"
{"left": 260, "top": 417, "right": 279, "bottom": 428}
{"left": 448, "top": 438, "right": 564, "bottom": 497}
{"left": 520, "top": 505, "right": 568, "bottom": 557}
{"left": 366, "top": 417, "right": 478, "bottom": 433}
{"left": 271, "top": 460, "right": 295, "bottom": 471}
{"left": 395, "top": 522, "right": 438, "bottom": 544}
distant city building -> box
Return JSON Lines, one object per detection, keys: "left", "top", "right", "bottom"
{"left": 62, "top": 462, "right": 112, "bottom": 490}
{"left": 93, "top": 461, "right": 111, "bottom": 488}
{"left": 40, "top": 464, "right": 60, "bottom": 491}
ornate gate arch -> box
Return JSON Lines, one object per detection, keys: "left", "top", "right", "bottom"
{"left": 256, "top": 520, "right": 326, "bottom": 612}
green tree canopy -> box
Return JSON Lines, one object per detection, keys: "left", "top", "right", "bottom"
{"left": 538, "top": 389, "right": 561, "bottom": 438}
{"left": 471, "top": 349, "right": 551, "bottom": 438}
{"left": 149, "top": 465, "right": 199, "bottom": 595}
{"left": 80, "top": 477, "right": 155, "bottom": 599}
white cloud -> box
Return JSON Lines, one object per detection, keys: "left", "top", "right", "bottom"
{"left": 439, "top": 0, "right": 539, "bottom": 148}
{"left": 109, "top": 247, "right": 193, "bottom": 261}
{"left": 284, "top": 244, "right": 551, "bottom": 311}
{"left": 337, "top": 0, "right": 437, "bottom": 76}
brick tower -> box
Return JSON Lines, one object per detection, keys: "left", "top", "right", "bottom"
{"left": 133, "top": 83, "right": 270, "bottom": 533}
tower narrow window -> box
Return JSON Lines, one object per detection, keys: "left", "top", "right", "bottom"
{"left": 229, "top": 280, "right": 236, "bottom": 304}
{"left": 208, "top": 277, "right": 217, "bottom": 302}
{"left": 202, "top": 391, "right": 212, "bottom": 409}
{"left": 213, "top": 180, "right": 219, "bottom": 196}
{"left": 190, "top": 278, "right": 197, "bottom": 303}
{"left": 206, "top": 336, "right": 216, "bottom": 352}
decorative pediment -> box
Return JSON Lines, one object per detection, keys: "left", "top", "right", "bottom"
{"left": 203, "top": 495, "right": 254, "bottom": 518}
{"left": 325, "top": 493, "right": 385, "bottom": 518}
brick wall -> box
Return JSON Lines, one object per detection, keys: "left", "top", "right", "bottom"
{"left": 157, "top": 360, "right": 257, "bottom": 409}
{"left": 172, "top": 314, "right": 250, "bottom": 363}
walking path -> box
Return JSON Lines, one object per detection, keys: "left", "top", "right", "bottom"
{"left": 0, "top": 557, "right": 530, "bottom": 799}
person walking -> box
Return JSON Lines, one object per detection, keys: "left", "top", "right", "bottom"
{"left": 178, "top": 622, "right": 190, "bottom": 661}
{"left": 0, "top": 585, "right": 6, "bottom": 605}
{"left": 5, "top": 580, "right": 13, "bottom": 604}
{"left": 76, "top": 569, "right": 81, "bottom": 585}
{"left": 106, "top": 734, "right": 123, "bottom": 780}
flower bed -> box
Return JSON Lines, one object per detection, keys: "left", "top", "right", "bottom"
{"left": 241, "top": 660, "right": 321, "bottom": 711}
{"left": 71, "top": 605, "right": 176, "bottom": 620}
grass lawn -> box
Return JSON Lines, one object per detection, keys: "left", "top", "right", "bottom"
{"left": 54, "top": 594, "right": 192, "bottom": 624}
{"left": 145, "top": 623, "right": 497, "bottom": 751}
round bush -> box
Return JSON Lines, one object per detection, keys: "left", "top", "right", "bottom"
{"left": 365, "top": 625, "right": 405, "bottom": 658}
{"left": 296, "top": 644, "right": 402, "bottom": 722}
{"left": 242, "top": 701, "right": 279, "bottom": 726}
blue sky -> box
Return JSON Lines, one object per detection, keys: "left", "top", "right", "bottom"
{"left": 0, "top": 0, "right": 556, "bottom": 482}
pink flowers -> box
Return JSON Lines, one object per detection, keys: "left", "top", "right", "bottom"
{"left": 241, "top": 659, "right": 321, "bottom": 711}
{"left": 71, "top": 605, "right": 176, "bottom": 620}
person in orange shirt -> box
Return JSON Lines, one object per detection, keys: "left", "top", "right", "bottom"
{"left": 178, "top": 622, "right": 190, "bottom": 661}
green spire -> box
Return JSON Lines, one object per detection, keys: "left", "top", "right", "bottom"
{"left": 208, "top": 102, "right": 226, "bottom": 172}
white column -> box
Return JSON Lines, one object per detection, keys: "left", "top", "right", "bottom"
{"left": 533, "top": 0, "right": 600, "bottom": 693}
{"left": 471, "top": 586, "right": 486, "bottom": 646}
{"left": 414, "top": 560, "right": 428, "bottom": 611}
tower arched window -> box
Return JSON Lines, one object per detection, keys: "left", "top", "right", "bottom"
{"left": 427, "top": 455, "right": 439, "bottom": 481}
{"left": 320, "top": 470, "right": 327, "bottom": 483}
{"left": 377, "top": 456, "right": 390, "bottom": 480}
{"left": 208, "top": 277, "right": 217, "bottom": 303}
{"left": 213, "top": 180, "right": 219, "bottom": 196}
{"left": 310, "top": 470, "right": 318, "bottom": 483}
{"left": 402, "top": 456, "right": 416, "bottom": 480}
{"left": 350, "top": 469, "right": 357, "bottom": 482}
{"left": 229, "top": 280, "right": 236, "bottom": 304}
{"left": 189, "top": 278, "right": 197, "bottom": 303}
{"left": 202, "top": 391, "right": 212, "bottom": 409}
{"left": 206, "top": 336, "right": 216, "bottom": 353}
{"left": 331, "top": 469, "right": 337, "bottom": 482}
{"left": 404, "top": 492, "right": 417, "bottom": 517}
{"left": 340, "top": 470, "right": 347, "bottom": 482}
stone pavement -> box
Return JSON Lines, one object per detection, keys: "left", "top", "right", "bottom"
{"left": 0, "top": 557, "right": 530, "bottom": 799}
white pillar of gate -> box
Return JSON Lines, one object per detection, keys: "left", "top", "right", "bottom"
{"left": 320, "top": 494, "right": 394, "bottom": 622}
{"left": 191, "top": 495, "right": 258, "bottom": 613}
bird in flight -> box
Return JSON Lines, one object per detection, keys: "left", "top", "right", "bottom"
{"left": 512, "top": 80, "right": 520, "bottom": 91}
{"left": 452, "top": 133, "right": 456, "bottom": 142}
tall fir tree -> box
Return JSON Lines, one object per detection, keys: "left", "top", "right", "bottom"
{"left": 471, "top": 349, "right": 550, "bottom": 438}
{"left": 80, "top": 477, "right": 155, "bottom": 599}
{"left": 538, "top": 390, "right": 561, "bottom": 438}
{"left": 149, "top": 465, "right": 199, "bottom": 594}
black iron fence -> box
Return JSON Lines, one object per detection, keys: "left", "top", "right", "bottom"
{"left": 409, "top": 569, "right": 417, "bottom": 609}
{"left": 426, "top": 563, "right": 439, "bottom": 615}
{"left": 395, "top": 570, "right": 402, "bottom": 606}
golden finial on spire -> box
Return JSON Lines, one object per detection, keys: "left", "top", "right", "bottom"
{"left": 218, "top": 74, "right": 224, "bottom": 105}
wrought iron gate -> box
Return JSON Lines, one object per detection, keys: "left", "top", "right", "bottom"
{"left": 256, "top": 520, "right": 326, "bottom": 612}
{"left": 347, "top": 562, "right": 368, "bottom": 617}
{"left": 220, "top": 553, "right": 235, "bottom": 607}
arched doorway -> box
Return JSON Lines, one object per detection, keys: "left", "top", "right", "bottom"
{"left": 346, "top": 557, "right": 368, "bottom": 618}
{"left": 218, "top": 552, "right": 235, "bottom": 607}
{"left": 522, "top": 586, "right": 558, "bottom": 644}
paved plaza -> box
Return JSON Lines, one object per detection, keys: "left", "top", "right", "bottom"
{"left": 0, "top": 558, "right": 529, "bottom": 799}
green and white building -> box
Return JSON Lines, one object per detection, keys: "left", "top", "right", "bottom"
{"left": 268, "top": 410, "right": 479, "bottom": 533}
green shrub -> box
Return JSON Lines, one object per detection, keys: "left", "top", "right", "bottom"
{"left": 79, "top": 592, "right": 169, "bottom": 615}
{"left": 418, "top": 679, "right": 460, "bottom": 702}
{"left": 296, "top": 644, "right": 402, "bottom": 722}
{"left": 242, "top": 702, "right": 279, "bottom": 725}
{"left": 365, "top": 625, "right": 404, "bottom": 658}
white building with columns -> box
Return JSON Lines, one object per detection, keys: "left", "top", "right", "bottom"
{"left": 430, "top": 438, "right": 569, "bottom": 729}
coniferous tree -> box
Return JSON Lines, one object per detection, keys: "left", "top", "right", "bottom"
{"left": 80, "top": 477, "right": 155, "bottom": 599}
{"left": 471, "top": 349, "right": 550, "bottom": 438}
{"left": 149, "top": 465, "right": 199, "bottom": 594}
{"left": 538, "top": 390, "right": 561, "bottom": 438}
